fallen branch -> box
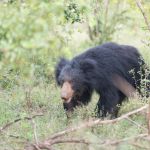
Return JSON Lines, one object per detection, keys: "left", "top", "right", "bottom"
{"left": 26, "top": 105, "right": 148, "bottom": 150}
{"left": 27, "top": 133, "right": 149, "bottom": 150}
{"left": 47, "top": 133, "right": 148, "bottom": 147}
{"left": 37, "top": 138, "right": 91, "bottom": 149}
{"left": 0, "top": 113, "right": 43, "bottom": 132}
{"left": 50, "top": 104, "right": 148, "bottom": 140}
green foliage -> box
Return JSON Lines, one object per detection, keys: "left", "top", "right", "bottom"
{"left": 0, "top": 0, "right": 72, "bottom": 79}
{"left": 129, "top": 62, "right": 150, "bottom": 98}
{"left": 84, "top": 0, "right": 129, "bottom": 44}
{"left": 64, "top": 0, "right": 83, "bottom": 23}
{"left": 63, "top": 0, "right": 129, "bottom": 44}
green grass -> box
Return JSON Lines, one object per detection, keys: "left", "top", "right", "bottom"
{"left": 0, "top": 75, "right": 149, "bottom": 150}
{"left": 0, "top": 51, "right": 150, "bottom": 150}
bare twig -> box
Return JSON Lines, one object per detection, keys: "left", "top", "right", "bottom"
{"left": 31, "top": 119, "right": 39, "bottom": 145}
{"left": 135, "top": 0, "right": 150, "bottom": 32}
{"left": 125, "top": 117, "right": 147, "bottom": 132}
{"left": 100, "top": 133, "right": 148, "bottom": 147}
{"left": 104, "top": 0, "right": 110, "bottom": 28}
{"left": 131, "top": 142, "right": 150, "bottom": 149}
{"left": 0, "top": 113, "right": 43, "bottom": 132}
{"left": 37, "top": 138, "right": 91, "bottom": 148}
{"left": 50, "top": 138, "right": 90, "bottom": 145}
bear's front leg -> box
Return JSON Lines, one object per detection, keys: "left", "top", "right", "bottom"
{"left": 96, "top": 88, "right": 121, "bottom": 119}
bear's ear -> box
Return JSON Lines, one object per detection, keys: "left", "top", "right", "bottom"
{"left": 55, "top": 58, "right": 69, "bottom": 85}
{"left": 80, "top": 59, "right": 97, "bottom": 73}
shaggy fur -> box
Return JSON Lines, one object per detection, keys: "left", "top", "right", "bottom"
{"left": 55, "top": 42, "right": 150, "bottom": 118}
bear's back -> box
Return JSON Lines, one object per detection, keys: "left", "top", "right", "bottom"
{"left": 73, "top": 42, "right": 141, "bottom": 66}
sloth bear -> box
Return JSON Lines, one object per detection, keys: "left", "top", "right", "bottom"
{"left": 55, "top": 42, "right": 150, "bottom": 118}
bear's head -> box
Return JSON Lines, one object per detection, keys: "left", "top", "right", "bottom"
{"left": 55, "top": 58, "right": 96, "bottom": 113}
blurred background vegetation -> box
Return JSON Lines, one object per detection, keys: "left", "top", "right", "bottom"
{"left": 0, "top": 0, "right": 150, "bottom": 149}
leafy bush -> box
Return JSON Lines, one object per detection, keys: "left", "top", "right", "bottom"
{"left": 0, "top": 0, "right": 72, "bottom": 80}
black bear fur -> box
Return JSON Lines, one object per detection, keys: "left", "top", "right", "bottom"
{"left": 55, "top": 42, "right": 150, "bottom": 118}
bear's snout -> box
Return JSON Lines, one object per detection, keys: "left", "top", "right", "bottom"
{"left": 61, "top": 81, "right": 74, "bottom": 103}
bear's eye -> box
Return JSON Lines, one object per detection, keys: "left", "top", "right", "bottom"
{"left": 68, "top": 80, "right": 72, "bottom": 84}
{"left": 61, "top": 81, "right": 64, "bottom": 86}
{"left": 59, "top": 79, "right": 64, "bottom": 86}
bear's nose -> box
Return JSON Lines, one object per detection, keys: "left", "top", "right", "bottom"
{"left": 61, "top": 94, "right": 68, "bottom": 101}
{"left": 61, "top": 93, "right": 72, "bottom": 103}
{"left": 61, "top": 81, "right": 74, "bottom": 102}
